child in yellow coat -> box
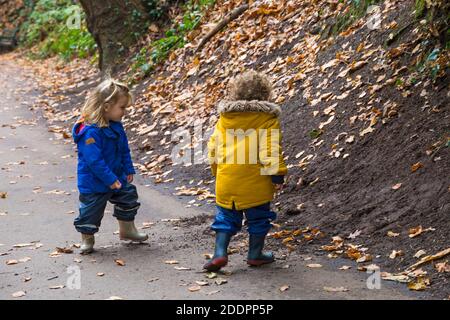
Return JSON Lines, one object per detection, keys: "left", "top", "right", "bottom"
{"left": 204, "top": 70, "right": 287, "bottom": 271}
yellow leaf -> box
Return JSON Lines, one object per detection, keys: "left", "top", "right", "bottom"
{"left": 410, "top": 162, "right": 423, "bottom": 173}
{"left": 407, "top": 276, "right": 430, "bottom": 291}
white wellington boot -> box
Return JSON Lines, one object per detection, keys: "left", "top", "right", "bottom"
{"left": 118, "top": 220, "right": 149, "bottom": 242}
{"left": 80, "top": 234, "right": 95, "bottom": 254}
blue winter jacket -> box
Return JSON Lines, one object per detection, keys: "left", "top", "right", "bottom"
{"left": 72, "top": 119, "right": 136, "bottom": 194}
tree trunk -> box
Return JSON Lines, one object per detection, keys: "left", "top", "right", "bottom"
{"left": 78, "top": 0, "right": 149, "bottom": 76}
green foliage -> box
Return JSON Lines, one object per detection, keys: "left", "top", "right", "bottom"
{"left": 331, "top": 0, "right": 382, "bottom": 35}
{"left": 130, "top": 0, "right": 215, "bottom": 80}
{"left": 414, "top": 0, "right": 426, "bottom": 18}
{"left": 142, "top": 0, "right": 166, "bottom": 20}
{"left": 309, "top": 129, "right": 323, "bottom": 139}
{"left": 20, "top": 0, "right": 96, "bottom": 60}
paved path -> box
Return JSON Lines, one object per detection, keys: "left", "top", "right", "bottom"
{"left": 0, "top": 58, "right": 420, "bottom": 300}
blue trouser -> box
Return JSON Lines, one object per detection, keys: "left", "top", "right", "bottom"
{"left": 74, "top": 183, "right": 140, "bottom": 235}
{"left": 211, "top": 202, "right": 276, "bottom": 236}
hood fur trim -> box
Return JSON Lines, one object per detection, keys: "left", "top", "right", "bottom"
{"left": 217, "top": 100, "right": 281, "bottom": 117}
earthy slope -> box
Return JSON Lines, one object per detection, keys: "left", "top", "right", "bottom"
{"left": 10, "top": 0, "right": 449, "bottom": 298}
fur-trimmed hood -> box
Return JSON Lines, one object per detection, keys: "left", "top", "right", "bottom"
{"left": 217, "top": 100, "right": 281, "bottom": 117}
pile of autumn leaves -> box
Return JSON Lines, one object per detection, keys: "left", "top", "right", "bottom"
{"left": 270, "top": 224, "right": 450, "bottom": 291}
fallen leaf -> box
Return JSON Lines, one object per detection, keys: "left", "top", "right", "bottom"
{"left": 97, "top": 272, "right": 105, "bottom": 277}
{"left": 408, "top": 226, "right": 423, "bottom": 238}
{"left": 323, "top": 286, "right": 349, "bottom": 292}
{"left": 13, "top": 243, "right": 35, "bottom": 248}
{"left": 411, "top": 162, "right": 423, "bottom": 173}
{"left": 348, "top": 230, "right": 361, "bottom": 239}
{"left": 389, "top": 250, "right": 404, "bottom": 259}
{"left": 435, "top": 261, "right": 450, "bottom": 273}
{"left": 56, "top": 247, "right": 73, "bottom": 254}
{"left": 307, "top": 264, "right": 323, "bottom": 268}
{"left": 164, "top": 260, "right": 179, "bottom": 265}
{"left": 206, "top": 290, "right": 220, "bottom": 295}
{"left": 381, "top": 272, "right": 410, "bottom": 283}
{"left": 414, "top": 250, "right": 427, "bottom": 259}
{"left": 114, "top": 259, "right": 126, "bottom": 266}
{"left": 279, "top": 285, "right": 290, "bottom": 292}
{"left": 392, "top": 183, "right": 402, "bottom": 190}
{"left": 195, "top": 281, "right": 209, "bottom": 286}
{"left": 360, "top": 125, "right": 374, "bottom": 137}
{"left": 406, "top": 248, "right": 450, "bottom": 272}
{"left": 49, "top": 285, "right": 65, "bottom": 290}
{"left": 407, "top": 276, "right": 430, "bottom": 291}
{"left": 12, "top": 291, "right": 26, "bottom": 298}
{"left": 0, "top": 192, "right": 7, "bottom": 199}
{"left": 339, "top": 266, "right": 352, "bottom": 270}
{"left": 174, "top": 266, "right": 191, "bottom": 271}
{"left": 6, "top": 260, "right": 18, "bottom": 265}
{"left": 387, "top": 231, "right": 400, "bottom": 237}
{"left": 188, "top": 285, "right": 201, "bottom": 292}
{"left": 215, "top": 278, "right": 228, "bottom": 285}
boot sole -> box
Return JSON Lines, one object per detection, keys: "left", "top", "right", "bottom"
{"left": 80, "top": 248, "right": 94, "bottom": 255}
{"left": 120, "top": 235, "right": 149, "bottom": 242}
{"left": 203, "top": 257, "right": 228, "bottom": 271}
{"left": 247, "top": 259, "right": 275, "bottom": 267}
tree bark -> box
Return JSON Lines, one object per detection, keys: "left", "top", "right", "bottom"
{"left": 78, "top": 0, "right": 149, "bottom": 76}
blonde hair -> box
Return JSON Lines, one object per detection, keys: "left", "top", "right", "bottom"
{"left": 81, "top": 79, "right": 133, "bottom": 127}
{"left": 227, "top": 70, "right": 273, "bottom": 101}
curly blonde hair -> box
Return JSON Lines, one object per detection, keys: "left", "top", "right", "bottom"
{"left": 227, "top": 70, "right": 273, "bottom": 101}
{"left": 81, "top": 79, "right": 133, "bottom": 127}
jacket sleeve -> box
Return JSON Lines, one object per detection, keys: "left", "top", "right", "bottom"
{"left": 120, "top": 126, "right": 136, "bottom": 175}
{"left": 79, "top": 130, "right": 119, "bottom": 187}
{"left": 207, "top": 124, "right": 218, "bottom": 177}
{"left": 259, "top": 118, "right": 288, "bottom": 177}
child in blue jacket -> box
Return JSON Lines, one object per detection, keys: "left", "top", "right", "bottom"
{"left": 72, "top": 79, "right": 148, "bottom": 254}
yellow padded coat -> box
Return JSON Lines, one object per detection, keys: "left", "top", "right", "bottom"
{"left": 208, "top": 100, "right": 288, "bottom": 210}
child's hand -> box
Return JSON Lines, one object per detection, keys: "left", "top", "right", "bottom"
{"left": 110, "top": 180, "right": 122, "bottom": 190}
{"left": 127, "top": 174, "right": 134, "bottom": 183}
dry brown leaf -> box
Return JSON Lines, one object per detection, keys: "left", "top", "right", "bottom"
{"left": 435, "top": 261, "right": 450, "bottom": 273}
{"left": 392, "top": 183, "right": 402, "bottom": 190}
{"left": 410, "top": 162, "right": 423, "bottom": 173}
{"left": 307, "top": 264, "right": 323, "bottom": 268}
{"left": 188, "top": 285, "right": 201, "bottom": 292}
{"left": 387, "top": 231, "right": 400, "bottom": 237}
{"left": 279, "top": 285, "right": 290, "bottom": 292}
{"left": 49, "top": 285, "right": 65, "bottom": 290}
{"left": 114, "top": 259, "right": 126, "bottom": 266}
{"left": 323, "top": 286, "right": 349, "bottom": 292}
{"left": 12, "top": 291, "right": 26, "bottom": 298}
{"left": 408, "top": 226, "right": 423, "bottom": 238}
{"left": 215, "top": 278, "right": 228, "bottom": 285}
{"left": 389, "top": 250, "right": 404, "bottom": 259}
{"left": 406, "top": 248, "right": 450, "bottom": 272}
{"left": 414, "top": 250, "right": 427, "bottom": 259}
